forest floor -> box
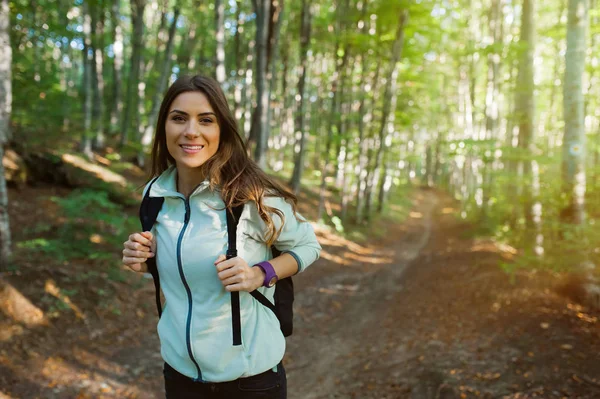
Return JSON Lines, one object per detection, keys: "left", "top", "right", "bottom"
{"left": 1, "top": 185, "right": 600, "bottom": 399}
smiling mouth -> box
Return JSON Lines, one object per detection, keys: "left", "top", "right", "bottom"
{"left": 180, "top": 145, "right": 204, "bottom": 150}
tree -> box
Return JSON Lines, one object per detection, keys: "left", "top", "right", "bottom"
{"left": 289, "top": 0, "right": 311, "bottom": 194}
{"left": 561, "top": 0, "right": 589, "bottom": 225}
{"left": 0, "top": 0, "right": 11, "bottom": 267}
{"left": 91, "top": 0, "right": 106, "bottom": 149}
{"left": 215, "top": 0, "right": 226, "bottom": 84}
{"left": 515, "top": 0, "right": 536, "bottom": 231}
{"left": 119, "top": 0, "right": 146, "bottom": 149}
{"left": 373, "top": 10, "right": 409, "bottom": 214}
{"left": 249, "top": 0, "right": 283, "bottom": 168}
{"left": 250, "top": 0, "right": 271, "bottom": 168}
{"left": 141, "top": 4, "right": 180, "bottom": 165}
{"left": 80, "top": 0, "right": 94, "bottom": 158}
{"left": 109, "top": 0, "right": 124, "bottom": 136}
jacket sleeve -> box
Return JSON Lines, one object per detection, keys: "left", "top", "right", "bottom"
{"left": 245, "top": 196, "right": 321, "bottom": 273}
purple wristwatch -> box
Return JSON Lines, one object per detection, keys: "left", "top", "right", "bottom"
{"left": 254, "top": 261, "right": 278, "bottom": 288}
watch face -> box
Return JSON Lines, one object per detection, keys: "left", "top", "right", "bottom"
{"left": 268, "top": 276, "right": 278, "bottom": 287}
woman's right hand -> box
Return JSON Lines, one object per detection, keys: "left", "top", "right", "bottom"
{"left": 123, "top": 231, "right": 156, "bottom": 272}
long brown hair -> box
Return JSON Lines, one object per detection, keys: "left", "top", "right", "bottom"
{"left": 149, "top": 74, "right": 298, "bottom": 246}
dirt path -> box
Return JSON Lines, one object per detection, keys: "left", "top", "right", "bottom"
{"left": 284, "top": 190, "right": 600, "bottom": 399}
{"left": 285, "top": 191, "right": 436, "bottom": 398}
{"left": 2, "top": 188, "right": 600, "bottom": 399}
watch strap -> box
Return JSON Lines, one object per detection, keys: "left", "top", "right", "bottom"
{"left": 255, "top": 261, "right": 278, "bottom": 287}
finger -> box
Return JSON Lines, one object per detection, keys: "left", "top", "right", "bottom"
{"left": 123, "top": 249, "right": 154, "bottom": 258}
{"left": 123, "top": 256, "right": 149, "bottom": 265}
{"left": 141, "top": 231, "right": 154, "bottom": 241}
{"left": 215, "top": 258, "right": 236, "bottom": 272}
{"left": 129, "top": 233, "right": 152, "bottom": 247}
{"left": 213, "top": 254, "right": 227, "bottom": 265}
{"left": 127, "top": 263, "right": 148, "bottom": 272}
{"left": 221, "top": 275, "right": 242, "bottom": 286}
{"left": 124, "top": 241, "right": 152, "bottom": 252}
{"left": 217, "top": 266, "right": 239, "bottom": 280}
{"left": 134, "top": 263, "right": 148, "bottom": 273}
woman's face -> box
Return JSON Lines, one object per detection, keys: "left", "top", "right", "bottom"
{"left": 165, "top": 91, "right": 221, "bottom": 174}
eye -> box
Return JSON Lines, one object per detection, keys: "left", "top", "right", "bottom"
{"left": 172, "top": 115, "right": 185, "bottom": 122}
{"left": 200, "top": 118, "right": 214, "bottom": 124}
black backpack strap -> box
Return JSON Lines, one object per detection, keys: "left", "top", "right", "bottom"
{"left": 226, "top": 205, "right": 244, "bottom": 346}
{"left": 249, "top": 290, "right": 276, "bottom": 313}
{"left": 139, "top": 177, "right": 164, "bottom": 317}
{"left": 248, "top": 245, "right": 279, "bottom": 313}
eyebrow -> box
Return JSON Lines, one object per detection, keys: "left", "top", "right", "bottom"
{"left": 169, "top": 110, "right": 217, "bottom": 117}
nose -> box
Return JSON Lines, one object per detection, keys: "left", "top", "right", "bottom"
{"left": 183, "top": 120, "right": 201, "bottom": 139}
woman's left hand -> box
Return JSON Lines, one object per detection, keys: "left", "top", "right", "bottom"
{"left": 214, "top": 255, "right": 264, "bottom": 292}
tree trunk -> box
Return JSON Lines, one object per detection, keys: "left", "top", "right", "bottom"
{"left": 148, "top": 0, "right": 168, "bottom": 77}
{"left": 289, "top": 0, "right": 311, "bottom": 194}
{"left": 91, "top": 0, "right": 106, "bottom": 149}
{"left": 0, "top": 0, "right": 12, "bottom": 267}
{"left": 233, "top": 0, "right": 244, "bottom": 121}
{"left": 316, "top": 44, "right": 349, "bottom": 222}
{"left": 356, "top": 60, "right": 381, "bottom": 224}
{"left": 215, "top": 0, "right": 226, "bottom": 83}
{"left": 561, "top": 0, "right": 589, "bottom": 225}
{"left": 242, "top": 39, "right": 255, "bottom": 139}
{"left": 265, "top": 0, "right": 284, "bottom": 156}
{"left": 109, "top": 0, "right": 124, "bottom": 136}
{"left": 373, "top": 10, "right": 408, "bottom": 215}
{"left": 249, "top": 0, "right": 271, "bottom": 168}
{"left": 80, "top": 1, "right": 94, "bottom": 158}
{"left": 119, "top": 0, "right": 146, "bottom": 148}
{"left": 485, "top": 0, "right": 503, "bottom": 140}
{"left": 515, "top": 0, "right": 535, "bottom": 231}
{"left": 140, "top": 5, "right": 180, "bottom": 165}
{"left": 177, "top": 0, "right": 202, "bottom": 74}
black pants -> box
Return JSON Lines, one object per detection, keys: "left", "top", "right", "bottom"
{"left": 164, "top": 362, "right": 287, "bottom": 399}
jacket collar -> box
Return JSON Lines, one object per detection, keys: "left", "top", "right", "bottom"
{"left": 149, "top": 165, "right": 211, "bottom": 199}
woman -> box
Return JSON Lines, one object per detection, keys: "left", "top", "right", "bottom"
{"left": 121, "top": 75, "right": 321, "bottom": 398}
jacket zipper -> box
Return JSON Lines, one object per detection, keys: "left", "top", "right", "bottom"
{"left": 176, "top": 198, "right": 202, "bottom": 381}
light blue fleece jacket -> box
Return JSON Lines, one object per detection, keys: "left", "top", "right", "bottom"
{"left": 145, "top": 166, "right": 321, "bottom": 382}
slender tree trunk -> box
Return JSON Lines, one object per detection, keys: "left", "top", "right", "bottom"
{"left": 177, "top": 0, "right": 202, "bottom": 73}
{"left": 373, "top": 10, "right": 408, "bottom": 215}
{"left": 340, "top": 82, "right": 353, "bottom": 221}
{"left": 242, "top": 39, "right": 255, "bottom": 139}
{"left": 233, "top": 0, "right": 244, "bottom": 121}
{"left": 485, "top": 0, "right": 503, "bottom": 140}
{"left": 266, "top": 0, "right": 284, "bottom": 150}
{"left": 317, "top": 44, "right": 349, "bottom": 221}
{"left": 91, "top": 1, "right": 106, "bottom": 149}
{"left": 273, "top": 47, "right": 291, "bottom": 171}
{"left": 515, "top": 0, "right": 535, "bottom": 232}
{"left": 80, "top": 1, "right": 94, "bottom": 158}
{"left": 289, "top": 0, "right": 311, "bottom": 194}
{"left": 109, "top": 0, "right": 124, "bottom": 136}
{"left": 148, "top": 0, "right": 168, "bottom": 77}
{"left": 120, "top": 0, "right": 145, "bottom": 148}
{"left": 215, "top": 0, "right": 226, "bottom": 83}
{"left": 140, "top": 5, "right": 180, "bottom": 165}
{"left": 356, "top": 61, "right": 380, "bottom": 223}
{"left": 334, "top": 56, "right": 350, "bottom": 189}
{"left": 0, "top": 0, "right": 12, "bottom": 267}
{"left": 177, "top": 21, "right": 197, "bottom": 74}
{"left": 249, "top": 0, "right": 271, "bottom": 168}
{"left": 561, "top": 0, "right": 589, "bottom": 225}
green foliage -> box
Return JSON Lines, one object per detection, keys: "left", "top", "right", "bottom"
{"left": 15, "top": 189, "right": 137, "bottom": 266}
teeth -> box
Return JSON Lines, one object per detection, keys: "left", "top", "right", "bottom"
{"left": 181, "top": 145, "right": 204, "bottom": 149}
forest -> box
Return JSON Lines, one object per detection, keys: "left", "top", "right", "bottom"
{"left": 1, "top": 0, "right": 600, "bottom": 397}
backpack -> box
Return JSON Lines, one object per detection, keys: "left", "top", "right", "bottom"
{"left": 139, "top": 177, "right": 294, "bottom": 343}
